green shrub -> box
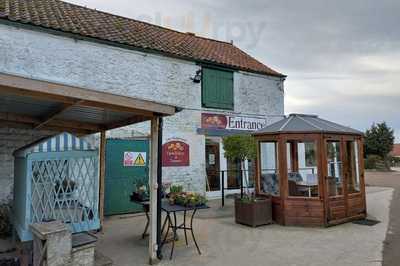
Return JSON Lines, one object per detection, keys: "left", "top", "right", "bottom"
{"left": 365, "top": 155, "right": 389, "bottom": 170}
{"left": 169, "top": 185, "right": 183, "bottom": 194}
{"left": 392, "top": 156, "right": 400, "bottom": 167}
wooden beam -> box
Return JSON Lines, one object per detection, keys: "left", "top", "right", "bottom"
{"left": 0, "top": 86, "right": 76, "bottom": 104}
{"left": 0, "top": 86, "right": 155, "bottom": 117}
{"left": 105, "top": 116, "right": 151, "bottom": 130}
{"left": 78, "top": 100, "right": 155, "bottom": 117}
{"left": 40, "top": 125, "right": 95, "bottom": 135}
{"left": 0, "top": 73, "right": 176, "bottom": 115}
{"left": 49, "top": 119, "right": 103, "bottom": 132}
{"left": 0, "top": 120, "right": 95, "bottom": 135}
{"left": 0, "top": 112, "right": 39, "bottom": 124}
{"left": 0, "top": 112, "right": 102, "bottom": 132}
{"left": 99, "top": 131, "right": 106, "bottom": 230}
{"left": 34, "top": 101, "right": 82, "bottom": 130}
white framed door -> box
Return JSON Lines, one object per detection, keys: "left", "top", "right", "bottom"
{"left": 205, "top": 137, "right": 254, "bottom": 199}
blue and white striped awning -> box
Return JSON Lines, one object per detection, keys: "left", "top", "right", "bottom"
{"left": 14, "top": 132, "right": 96, "bottom": 157}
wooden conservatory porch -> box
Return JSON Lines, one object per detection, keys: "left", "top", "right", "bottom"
{"left": 253, "top": 114, "right": 367, "bottom": 226}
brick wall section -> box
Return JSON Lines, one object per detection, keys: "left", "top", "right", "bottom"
{"left": 0, "top": 127, "right": 53, "bottom": 204}
{"left": 0, "top": 23, "right": 284, "bottom": 201}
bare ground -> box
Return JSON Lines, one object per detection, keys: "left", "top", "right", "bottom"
{"left": 366, "top": 170, "right": 400, "bottom": 266}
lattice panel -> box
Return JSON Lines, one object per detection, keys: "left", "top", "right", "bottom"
{"left": 30, "top": 156, "right": 98, "bottom": 232}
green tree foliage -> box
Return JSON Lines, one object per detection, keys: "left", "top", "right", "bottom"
{"left": 222, "top": 135, "right": 257, "bottom": 198}
{"left": 222, "top": 135, "right": 257, "bottom": 162}
{"left": 365, "top": 122, "right": 395, "bottom": 159}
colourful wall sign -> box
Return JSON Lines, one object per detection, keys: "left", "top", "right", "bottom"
{"left": 162, "top": 140, "right": 190, "bottom": 167}
{"left": 124, "top": 152, "right": 147, "bottom": 167}
{"left": 201, "top": 113, "right": 266, "bottom": 131}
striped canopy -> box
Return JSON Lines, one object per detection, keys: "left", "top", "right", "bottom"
{"left": 14, "top": 132, "right": 96, "bottom": 157}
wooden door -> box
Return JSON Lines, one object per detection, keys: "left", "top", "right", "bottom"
{"left": 343, "top": 138, "right": 365, "bottom": 218}
{"left": 206, "top": 143, "right": 221, "bottom": 192}
{"left": 325, "top": 138, "right": 347, "bottom": 223}
{"left": 326, "top": 137, "right": 365, "bottom": 224}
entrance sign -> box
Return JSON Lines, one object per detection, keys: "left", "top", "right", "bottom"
{"left": 124, "top": 152, "right": 147, "bottom": 166}
{"left": 162, "top": 140, "right": 190, "bottom": 167}
{"left": 201, "top": 113, "right": 266, "bottom": 131}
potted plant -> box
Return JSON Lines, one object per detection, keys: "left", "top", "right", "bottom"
{"left": 166, "top": 184, "right": 207, "bottom": 207}
{"left": 222, "top": 135, "right": 272, "bottom": 227}
{"left": 167, "top": 184, "right": 184, "bottom": 205}
{"left": 131, "top": 179, "right": 150, "bottom": 202}
{"left": 234, "top": 193, "right": 272, "bottom": 227}
{"left": 174, "top": 192, "right": 207, "bottom": 207}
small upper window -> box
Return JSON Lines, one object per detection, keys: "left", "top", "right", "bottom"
{"left": 202, "top": 67, "right": 234, "bottom": 110}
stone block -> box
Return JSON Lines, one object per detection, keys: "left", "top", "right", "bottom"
{"left": 72, "top": 244, "right": 95, "bottom": 266}
{"left": 30, "top": 221, "right": 72, "bottom": 266}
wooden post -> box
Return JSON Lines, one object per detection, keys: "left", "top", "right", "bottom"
{"left": 359, "top": 137, "right": 367, "bottom": 216}
{"left": 99, "top": 131, "right": 106, "bottom": 229}
{"left": 149, "top": 117, "right": 160, "bottom": 264}
{"left": 319, "top": 134, "right": 329, "bottom": 225}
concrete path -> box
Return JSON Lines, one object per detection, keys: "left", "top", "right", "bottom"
{"left": 366, "top": 170, "right": 400, "bottom": 266}
{"left": 97, "top": 186, "right": 393, "bottom": 266}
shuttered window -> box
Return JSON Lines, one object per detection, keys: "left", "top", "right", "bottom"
{"left": 202, "top": 67, "right": 234, "bottom": 110}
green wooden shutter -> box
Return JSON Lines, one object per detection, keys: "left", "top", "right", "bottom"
{"left": 202, "top": 67, "right": 234, "bottom": 110}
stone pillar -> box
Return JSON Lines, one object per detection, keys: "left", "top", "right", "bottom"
{"left": 30, "top": 221, "right": 72, "bottom": 266}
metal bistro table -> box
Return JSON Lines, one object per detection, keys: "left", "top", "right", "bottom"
{"left": 130, "top": 197, "right": 150, "bottom": 239}
{"left": 160, "top": 201, "right": 209, "bottom": 260}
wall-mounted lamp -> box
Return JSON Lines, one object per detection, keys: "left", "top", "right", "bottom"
{"left": 191, "top": 69, "right": 202, "bottom": 83}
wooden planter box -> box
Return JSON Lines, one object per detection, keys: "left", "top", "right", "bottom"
{"left": 235, "top": 197, "right": 272, "bottom": 227}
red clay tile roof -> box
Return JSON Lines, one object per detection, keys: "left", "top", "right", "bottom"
{"left": 391, "top": 144, "right": 400, "bottom": 157}
{"left": 0, "top": 0, "right": 285, "bottom": 77}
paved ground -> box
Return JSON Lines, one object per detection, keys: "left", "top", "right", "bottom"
{"left": 97, "top": 186, "right": 393, "bottom": 266}
{"left": 365, "top": 170, "right": 400, "bottom": 266}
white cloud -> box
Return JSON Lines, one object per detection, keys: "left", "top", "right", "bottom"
{"left": 65, "top": 0, "right": 400, "bottom": 140}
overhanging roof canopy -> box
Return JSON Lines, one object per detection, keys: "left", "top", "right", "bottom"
{"left": 0, "top": 73, "right": 178, "bottom": 134}
{"left": 255, "top": 114, "right": 363, "bottom": 135}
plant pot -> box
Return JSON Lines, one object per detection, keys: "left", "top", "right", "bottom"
{"left": 130, "top": 192, "right": 149, "bottom": 202}
{"left": 234, "top": 197, "right": 272, "bottom": 227}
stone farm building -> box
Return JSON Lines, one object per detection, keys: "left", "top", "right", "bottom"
{"left": 0, "top": 0, "right": 285, "bottom": 212}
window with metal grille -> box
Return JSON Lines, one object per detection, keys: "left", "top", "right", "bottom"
{"left": 202, "top": 67, "right": 234, "bottom": 110}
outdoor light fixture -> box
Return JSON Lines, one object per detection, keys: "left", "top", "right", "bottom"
{"left": 191, "top": 70, "right": 202, "bottom": 83}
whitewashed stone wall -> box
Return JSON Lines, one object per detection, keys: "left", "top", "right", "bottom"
{"left": 0, "top": 128, "right": 53, "bottom": 204}
{"left": 0, "top": 23, "right": 284, "bottom": 201}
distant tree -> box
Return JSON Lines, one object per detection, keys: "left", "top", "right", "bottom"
{"left": 365, "top": 122, "right": 395, "bottom": 159}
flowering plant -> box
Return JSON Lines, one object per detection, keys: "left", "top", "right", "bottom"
{"left": 167, "top": 184, "right": 207, "bottom": 207}
{"left": 131, "top": 179, "right": 150, "bottom": 201}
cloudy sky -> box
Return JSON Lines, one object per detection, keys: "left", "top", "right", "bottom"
{"left": 67, "top": 0, "right": 400, "bottom": 140}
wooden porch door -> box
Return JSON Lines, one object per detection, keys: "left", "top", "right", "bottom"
{"left": 343, "top": 138, "right": 365, "bottom": 218}
{"left": 206, "top": 143, "right": 221, "bottom": 192}
{"left": 325, "top": 137, "right": 365, "bottom": 224}
{"left": 325, "top": 138, "right": 346, "bottom": 223}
